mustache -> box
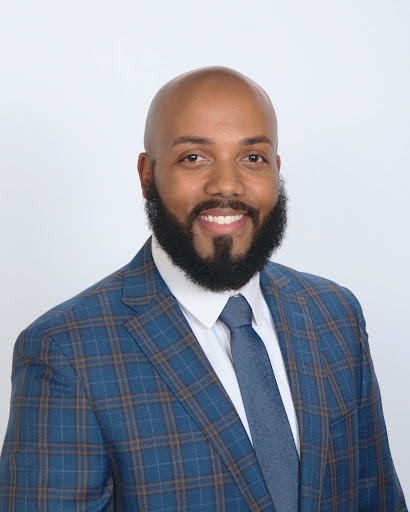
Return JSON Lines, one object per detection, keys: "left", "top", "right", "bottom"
{"left": 187, "top": 199, "right": 260, "bottom": 225}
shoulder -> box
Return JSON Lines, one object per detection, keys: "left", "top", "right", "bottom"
{"left": 22, "top": 265, "right": 127, "bottom": 342}
{"left": 23, "top": 240, "right": 157, "bottom": 339}
{"left": 262, "top": 262, "right": 368, "bottom": 373}
{"left": 262, "top": 260, "right": 362, "bottom": 318}
{"left": 15, "top": 262, "right": 138, "bottom": 364}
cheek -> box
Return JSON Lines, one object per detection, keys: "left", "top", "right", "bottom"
{"left": 252, "top": 180, "right": 279, "bottom": 217}
{"left": 156, "top": 175, "right": 201, "bottom": 220}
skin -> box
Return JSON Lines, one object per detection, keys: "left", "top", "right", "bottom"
{"left": 138, "top": 67, "right": 281, "bottom": 259}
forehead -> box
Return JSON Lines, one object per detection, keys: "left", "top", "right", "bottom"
{"left": 157, "top": 81, "right": 276, "bottom": 147}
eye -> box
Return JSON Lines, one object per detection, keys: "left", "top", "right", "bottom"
{"left": 246, "top": 154, "right": 266, "bottom": 163}
{"left": 181, "top": 154, "right": 205, "bottom": 163}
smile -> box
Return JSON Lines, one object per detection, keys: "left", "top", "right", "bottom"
{"left": 199, "top": 214, "right": 244, "bottom": 225}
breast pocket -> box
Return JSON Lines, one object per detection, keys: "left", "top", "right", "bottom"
{"left": 329, "top": 406, "right": 358, "bottom": 442}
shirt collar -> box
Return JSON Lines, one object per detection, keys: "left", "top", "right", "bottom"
{"left": 151, "top": 235, "right": 263, "bottom": 328}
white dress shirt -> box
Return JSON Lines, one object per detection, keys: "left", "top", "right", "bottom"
{"left": 151, "top": 236, "right": 300, "bottom": 455}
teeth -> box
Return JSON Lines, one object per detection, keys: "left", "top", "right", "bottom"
{"left": 200, "top": 214, "right": 244, "bottom": 225}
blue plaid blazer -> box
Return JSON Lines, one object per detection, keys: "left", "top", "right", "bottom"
{"left": 0, "top": 238, "right": 406, "bottom": 511}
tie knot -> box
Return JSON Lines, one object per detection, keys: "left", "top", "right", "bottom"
{"left": 219, "top": 296, "right": 253, "bottom": 330}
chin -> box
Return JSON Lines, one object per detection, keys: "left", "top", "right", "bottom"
{"left": 196, "top": 237, "right": 250, "bottom": 262}
{"left": 193, "top": 237, "right": 219, "bottom": 259}
{"left": 230, "top": 243, "right": 252, "bottom": 259}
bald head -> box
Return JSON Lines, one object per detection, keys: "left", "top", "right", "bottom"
{"left": 143, "top": 67, "right": 278, "bottom": 158}
{"left": 138, "top": 66, "right": 284, "bottom": 280}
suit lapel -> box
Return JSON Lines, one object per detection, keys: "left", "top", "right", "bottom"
{"left": 261, "top": 266, "right": 329, "bottom": 512}
{"left": 122, "top": 240, "right": 274, "bottom": 512}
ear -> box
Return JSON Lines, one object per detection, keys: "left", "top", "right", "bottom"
{"left": 138, "top": 152, "right": 154, "bottom": 199}
{"left": 276, "top": 154, "right": 281, "bottom": 173}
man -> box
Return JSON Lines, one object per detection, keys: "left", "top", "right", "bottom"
{"left": 0, "top": 67, "right": 406, "bottom": 511}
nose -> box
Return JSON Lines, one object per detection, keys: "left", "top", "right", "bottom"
{"left": 204, "top": 161, "right": 245, "bottom": 197}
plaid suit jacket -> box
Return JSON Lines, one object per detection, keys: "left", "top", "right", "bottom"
{"left": 0, "top": 238, "right": 406, "bottom": 512}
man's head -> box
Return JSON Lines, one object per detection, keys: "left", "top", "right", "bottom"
{"left": 138, "top": 67, "right": 287, "bottom": 291}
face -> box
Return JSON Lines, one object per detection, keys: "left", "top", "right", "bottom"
{"left": 139, "top": 82, "right": 281, "bottom": 261}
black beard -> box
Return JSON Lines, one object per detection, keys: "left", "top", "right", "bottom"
{"left": 145, "top": 178, "right": 288, "bottom": 292}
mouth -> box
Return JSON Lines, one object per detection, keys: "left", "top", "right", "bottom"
{"left": 199, "top": 214, "right": 244, "bottom": 225}
{"left": 196, "top": 208, "right": 248, "bottom": 233}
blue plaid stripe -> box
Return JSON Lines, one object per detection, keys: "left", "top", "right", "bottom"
{"left": 0, "top": 238, "right": 406, "bottom": 511}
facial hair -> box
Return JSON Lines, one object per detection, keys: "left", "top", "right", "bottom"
{"left": 145, "top": 177, "right": 288, "bottom": 292}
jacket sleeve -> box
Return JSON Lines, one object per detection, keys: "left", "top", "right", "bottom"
{"left": 0, "top": 327, "right": 114, "bottom": 512}
{"left": 355, "top": 303, "right": 407, "bottom": 511}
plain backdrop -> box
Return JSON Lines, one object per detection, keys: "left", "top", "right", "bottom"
{"left": 1, "top": 0, "right": 409, "bottom": 497}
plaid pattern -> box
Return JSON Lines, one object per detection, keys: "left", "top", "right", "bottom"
{"left": 0, "top": 238, "right": 406, "bottom": 512}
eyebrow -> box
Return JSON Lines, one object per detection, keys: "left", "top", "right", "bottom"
{"left": 240, "top": 136, "right": 273, "bottom": 146}
{"left": 170, "top": 136, "right": 213, "bottom": 148}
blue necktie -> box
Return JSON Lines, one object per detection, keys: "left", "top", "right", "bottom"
{"left": 219, "top": 296, "right": 299, "bottom": 512}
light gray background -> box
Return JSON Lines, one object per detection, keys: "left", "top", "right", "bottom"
{"left": 1, "top": 0, "right": 409, "bottom": 496}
